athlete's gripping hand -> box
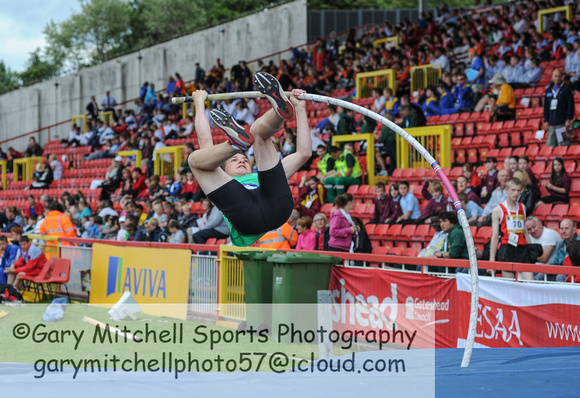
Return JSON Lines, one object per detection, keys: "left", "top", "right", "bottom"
{"left": 193, "top": 90, "right": 208, "bottom": 103}
{"left": 290, "top": 89, "right": 307, "bottom": 108}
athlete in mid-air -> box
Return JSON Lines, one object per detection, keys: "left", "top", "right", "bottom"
{"left": 187, "top": 72, "right": 311, "bottom": 246}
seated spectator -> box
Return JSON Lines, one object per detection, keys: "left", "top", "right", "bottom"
{"left": 191, "top": 199, "right": 229, "bottom": 244}
{"left": 23, "top": 137, "right": 43, "bottom": 157}
{"left": 396, "top": 181, "right": 421, "bottom": 225}
{"left": 474, "top": 74, "right": 515, "bottom": 122}
{"left": 98, "top": 156, "right": 125, "bottom": 200}
{"left": 2, "top": 207, "right": 24, "bottom": 233}
{"left": 177, "top": 204, "right": 198, "bottom": 234}
{"left": 0, "top": 235, "right": 21, "bottom": 284}
{"left": 4, "top": 236, "right": 47, "bottom": 290}
{"left": 417, "top": 215, "right": 448, "bottom": 258}
{"left": 151, "top": 203, "right": 168, "bottom": 229}
{"left": 501, "top": 55, "right": 524, "bottom": 84}
{"left": 62, "top": 125, "right": 82, "bottom": 147}
{"left": 453, "top": 74, "right": 474, "bottom": 112}
{"left": 336, "top": 106, "right": 356, "bottom": 135}
{"left": 130, "top": 168, "right": 147, "bottom": 199}
{"left": 430, "top": 212, "right": 468, "bottom": 271}
{"left": 371, "top": 87, "right": 387, "bottom": 115}
{"left": 457, "top": 191, "right": 482, "bottom": 225}
{"left": 369, "top": 182, "right": 389, "bottom": 224}
{"left": 375, "top": 113, "right": 397, "bottom": 176}
{"left": 513, "top": 170, "right": 535, "bottom": 215}
{"left": 526, "top": 217, "right": 562, "bottom": 269}
{"left": 296, "top": 217, "right": 316, "bottom": 250}
{"left": 548, "top": 219, "right": 580, "bottom": 282}
{"left": 48, "top": 154, "right": 63, "bottom": 181}
{"left": 180, "top": 171, "right": 203, "bottom": 202}
{"left": 294, "top": 175, "right": 325, "bottom": 218}
{"left": 118, "top": 168, "right": 134, "bottom": 199}
{"left": 479, "top": 156, "right": 499, "bottom": 203}
{"left": 384, "top": 88, "right": 399, "bottom": 117}
{"left": 518, "top": 155, "right": 541, "bottom": 199}
{"left": 313, "top": 213, "right": 330, "bottom": 251}
{"left": 97, "top": 199, "right": 119, "bottom": 218}
{"left": 162, "top": 175, "right": 182, "bottom": 201}
{"left": 147, "top": 175, "right": 164, "bottom": 201}
{"left": 513, "top": 58, "right": 542, "bottom": 88}
{"left": 477, "top": 169, "right": 509, "bottom": 228}
{"left": 321, "top": 144, "right": 362, "bottom": 204}
{"left": 23, "top": 215, "right": 37, "bottom": 234}
{"left": 143, "top": 218, "right": 168, "bottom": 242}
{"left": 26, "top": 162, "right": 53, "bottom": 190}
{"left": 163, "top": 202, "right": 179, "bottom": 224}
{"left": 315, "top": 145, "right": 334, "bottom": 179}
{"left": 537, "top": 157, "right": 570, "bottom": 205}
{"left": 167, "top": 220, "right": 185, "bottom": 243}
{"left": 417, "top": 180, "right": 447, "bottom": 224}
{"left": 457, "top": 175, "right": 481, "bottom": 206}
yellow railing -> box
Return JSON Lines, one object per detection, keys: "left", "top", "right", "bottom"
{"left": 153, "top": 145, "right": 184, "bottom": 176}
{"left": 99, "top": 111, "right": 114, "bottom": 126}
{"left": 0, "top": 160, "right": 6, "bottom": 190}
{"left": 354, "top": 69, "right": 396, "bottom": 99}
{"left": 72, "top": 114, "right": 88, "bottom": 132}
{"left": 216, "top": 245, "right": 270, "bottom": 320}
{"left": 411, "top": 64, "right": 442, "bottom": 94}
{"left": 331, "top": 133, "right": 375, "bottom": 186}
{"left": 13, "top": 157, "right": 43, "bottom": 182}
{"left": 538, "top": 5, "right": 572, "bottom": 33}
{"left": 118, "top": 150, "right": 142, "bottom": 168}
{"left": 374, "top": 36, "right": 399, "bottom": 49}
{"left": 396, "top": 125, "right": 452, "bottom": 169}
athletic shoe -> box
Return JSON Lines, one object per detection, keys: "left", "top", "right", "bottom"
{"left": 210, "top": 109, "right": 254, "bottom": 150}
{"left": 254, "top": 72, "right": 294, "bottom": 119}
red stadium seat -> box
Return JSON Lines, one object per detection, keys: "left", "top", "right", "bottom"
{"left": 533, "top": 203, "right": 553, "bottom": 221}
{"left": 545, "top": 204, "right": 569, "bottom": 223}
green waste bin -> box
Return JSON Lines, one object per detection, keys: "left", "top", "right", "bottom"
{"left": 235, "top": 251, "right": 279, "bottom": 332}
{"left": 267, "top": 252, "right": 341, "bottom": 342}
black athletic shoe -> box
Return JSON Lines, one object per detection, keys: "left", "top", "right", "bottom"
{"left": 210, "top": 109, "right": 254, "bottom": 150}
{"left": 254, "top": 72, "right": 295, "bottom": 119}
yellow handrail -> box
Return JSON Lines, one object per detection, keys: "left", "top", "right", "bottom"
{"left": 118, "top": 150, "right": 142, "bottom": 168}
{"left": 411, "top": 64, "right": 442, "bottom": 94}
{"left": 538, "top": 6, "right": 572, "bottom": 33}
{"left": 13, "top": 157, "right": 43, "bottom": 182}
{"left": 396, "top": 125, "right": 452, "bottom": 169}
{"left": 354, "top": 69, "right": 396, "bottom": 100}
{"left": 153, "top": 145, "right": 184, "bottom": 176}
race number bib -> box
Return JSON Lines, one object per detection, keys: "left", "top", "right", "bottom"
{"left": 550, "top": 99, "right": 558, "bottom": 110}
{"left": 506, "top": 215, "right": 524, "bottom": 232}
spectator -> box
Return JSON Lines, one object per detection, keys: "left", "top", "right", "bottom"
{"left": 417, "top": 180, "right": 447, "bottom": 224}
{"left": 296, "top": 217, "right": 316, "bottom": 250}
{"left": 162, "top": 175, "right": 182, "bottom": 201}
{"left": 86, "top": 95, "right": 99, "bottom": 119}
{"left": 0, "top": 235, "right": 21, "bottom": 284}
{"left": 396, "top": 181, "right": 421, "bottom": 225}
{"left": 192, "top": 199, "right": 229, "bottom": 244}
{"left": 537, "top": 157, "right": 570, "bottom": 205}
{"left": 451, "top": 74, "right": 474, "bottom": 112}
{"left": 474, "top": 74, "right": 515, "bottom": 121}
{"left": 526, "top": 216, "right": 562, "bottom": 271}
{"left": 518, "top": 155, "right": 540, "bottom": 199}
{"left": 194, "top": 63, "right": 206, "bottom": 85}
{"left": 513, "top": 170, "right": 535, "bottom": 214}
{"left": 504, "top": 155, "right": 519, "bottom": 176}
{"left": 313, "top": 213, "right": 330, "bottom": 251}
{"left": 335, "top": 106, "right": 356, "bottom": 135}
{"left": 39, "top": 201, "right": 77, "bottom": 241}
{"left": 369, "top": 182, "right": 389, "bottom": 224}
{"left": 2, "top": 207, "right": 23, "bottom": 233}
{"left": 467, "top": 48, "right": 486, "bottom": 93}
{"left": 457, "top": 192, "right": 482, "bottom": 226}
{"left": 384, "top": 88, "right": 399, "bottom": 117}
{"left": 295, "top": 175, "right": 325, "bottom": 218}
{"left": 457, "top": 175, "right": 481, "bottom": 206}
{"left": 477, "top": 169, "right": 509, "bottom": 227}
{"left": 26, "top": 162, "right": 53, "bottom": 190}
{"left": 97, "top": 199, "right": 119, "bottom": 218}
{"left": 48, "top": 154, "right": 63, "bottom": 181}
{"left": 351, "top": 216, "right": 372, "bottom": 256}
{"left": 24, "top": 137, "right": 43, "bottom": 157}
{"left": 501, "top": 55, "right": 525, "bottom": 84}
{"left": 430, "top": 212, "right": 468, "bottom": 270}
{"left": 118, "top": 168, "right": 134, "bottom": 199}
{"left": 99, "top": 156, "right": 125, "bottom": 200}
{"left": 144, "top": 218, "right": 168, "bottom": 242}
{"left": 4, "top": 236, "right": 47, "bottom": 289}
{"left": 258, "top": 210, "right": 299, "bottom": 250}
{"left": 315, "top": 145, "right": 335, "bottom": 180}
{"left": 543, "top": 69, "right": 575, "bottom": 147}
{"left": 177, "top": 142, "right": 195, "bottom": 174}
{"left": 328, "top": 193, "right": 356, "bottom": 252}
{"left": 180, "top": 171, "right": 203, "bottom": 202}
{"left": 418, "top": 215, "right": 448, "bottom": 258}
{"left": 321, "top": 145, "right": 362, "bottom": 204}
{"left": 549, "top": 219, "right": 580, "bottom": 282}
{"left": 371, "top": 87, "right": 387, "bottom": 114}
{"left": 23, "top": 195, "right": 44, "bottom": 219}
{"left": 167, "top": 220, "right": 185, "bottom": 243}
{"left": 177, "top": 204, "right": 197, "bottom": 236}
{"left": 376, "top": 113, "right": 397, "bottom": 176}
{"left": 513, "top": 58, "right": 542, "bottom": 88}
{"left": 101, "top": 91, "right": 117, "bottom": 116}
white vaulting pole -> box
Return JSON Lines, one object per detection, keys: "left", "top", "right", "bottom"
{"left": 173, "top": 91, "right": 480, "bottom": 367}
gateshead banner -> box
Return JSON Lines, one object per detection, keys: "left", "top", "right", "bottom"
{"left": 457, "top": 273, "right": 580, "bottom": 348}
{"left": 329, "top": 267, "right": 458, "bottom": 348}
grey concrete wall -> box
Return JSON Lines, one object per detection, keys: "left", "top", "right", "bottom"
{"left": 0, "top": 0, "right": 307, "bottom": 150}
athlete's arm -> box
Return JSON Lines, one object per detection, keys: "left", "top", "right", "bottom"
{"left": 488, "top": 207, "right": 501, "bottom": 263}
{"left": 193, "top": 90, "right": 213, "bottom": 149}
{"left": 282, "top": 90, "right": 311, "bottom": 179}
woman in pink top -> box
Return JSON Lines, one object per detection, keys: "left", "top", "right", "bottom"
{"left": 328, "top": 193, "right": 356, "bottom": 252}
{"left": 296, "top": 217, "right": 316, "bottom": 250}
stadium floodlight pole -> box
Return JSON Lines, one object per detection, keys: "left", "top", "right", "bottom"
{"left": 173, "top": 92, "right": 480, "bottom": 367}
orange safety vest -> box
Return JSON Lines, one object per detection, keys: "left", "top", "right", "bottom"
{"left": 39, "top": 211, "right": 77, "bottom": 245}
{"left": 258, "top": 223, "right": 298, "bottom": 250}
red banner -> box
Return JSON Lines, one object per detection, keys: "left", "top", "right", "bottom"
{"left": 457, "top": 274, "right": 580, "bottom": 348}
{"left": 329, "top": 267, "right": 459, "bottom": 348}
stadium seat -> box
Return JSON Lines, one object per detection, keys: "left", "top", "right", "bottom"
{"left": 370, "top": 224, "right": 388, "bottom": 240}
{"left": 402, "top": 247, "right": 418, "bottom": 257}
{"left": 450, "top": 167, "right": 463, "bottom": 178}
{"left": 545, "top": 204, "right": 569, "bottom": 223}
{"left": 535, "top": 146, "right": 553, "bottom": 162}
{"left": 395, "top": 224, "right": 416, "bottom": 248}
{"left": 390, "top": 168, "right": 404, "bottom": 182}
{"left": 454, "top": 123, "right": 464, "bottom": 137}
{"left": 365, "top": 224, "right": 376, "bottom": 236}
{"left": 388, "top": 247, "right": 404, "bottom": 256}
{"left": 474, "top": 226, "right": 492, "bottom": 245}
{"left": 497, "top": 147, "right": 513, "bottom": 163}
{"left": 372, "top": 246, "right": 389, "bottom": 255}
{"left": 512, "top": 147, "right": 526, "bottom": 158}
{"left": 533, "top": 203, "right": 553, "bottom": 221}
{"left": 567, "top": 205, "right": 580, "bottom": 222}
{"left": 464, "top": 122, "right": 475, "bottom": 136}
{"left": 569, "top": 180, "right": 580, "bottom": 200}
{"left": 565, "top": 145, "right": 580, "bottom": 161}
{"left": 552, "top": 146, "right": 567, "bottom": 159}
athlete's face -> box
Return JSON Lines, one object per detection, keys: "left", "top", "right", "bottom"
{"left": 506, "top": 182, "right": 522, "bottom": 202}
{"left": 225, "top": 154, "right": 251, "bottom": 177}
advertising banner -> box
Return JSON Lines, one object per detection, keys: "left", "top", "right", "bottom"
{"left": 90, "top": 243, "right": 191, "bottom": 319}
{"left": 329, "top": 267, "right": 458, "bottom": 348}
{"left": 457, "top": 273, "right": 580, "bottom": 348}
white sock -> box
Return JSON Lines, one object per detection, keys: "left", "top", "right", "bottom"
{"left": 230, "top": 143, "right": 244, "bottom": 151}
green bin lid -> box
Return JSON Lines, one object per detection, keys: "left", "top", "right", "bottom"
{"left": 235, "top": 251, "right": 279, "bottom": 261}
{"left": 266, "top": 252, "right": 341, "bottom": 264}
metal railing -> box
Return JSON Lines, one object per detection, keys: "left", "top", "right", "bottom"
{"left": 410, "top": 64, "right": 442, "bottom": 94}
{"left": 354, "top": 68, "right": 396, "bottom": 99}
{"left": 396, "top": 125, "right": 452, "bottom": 169}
